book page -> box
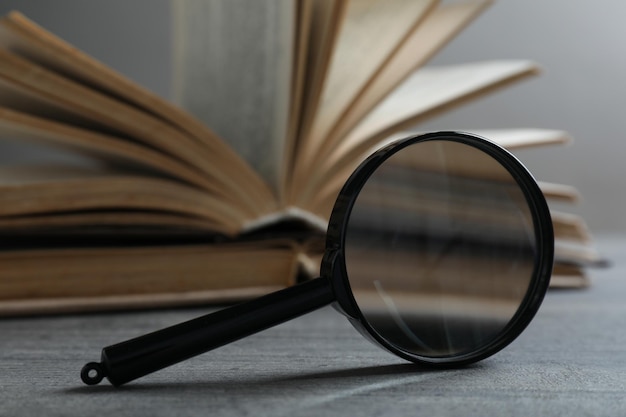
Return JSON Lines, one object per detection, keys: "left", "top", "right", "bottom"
{"left": 0, "top": 107, "right": 226, "bottom": 195}
{"left": 0, "top": 11, "right": 275, "bottom": 214}
{"left": 302, "top": 0, "right": 436, "bottom": 149}
{"left": 341, "top": 61, "right": 539, "bottom": 152}
{"left": 0, "top": 47, "right": 277, "bottom": 214}
{"left": 0, "top": 50, "right": 214, "bottom": 179}
{"left": 471, "top": 128, "right": 571, "bottom": 150}
{"left": 322, "top": 0, "right": 492, "bottom": 157}
{"left": 293, "top": 0, "right": 437, "bottom": 189}
{"left": 172, "top": 0, "right": 295, "bottom": 193}
{"left": 296, "top": 61, "right": 539, "bottom": 210}
{"left": 283, "top": 0, "right": 348, "bottom": 199}
{"left": 280, "top": 0, "right": 314, "bottom": 202}
{"left": 0, "top": 165, "right": 252, "bottom": 234}
{"left": 0, "top": 12, "right": 241, "bottom": 157}
{"left": 536, "top": 181, "right": 580, "bottom": 202}
{"left": 550, "top": 264, "right": 588, "bottom": 289}
{"left": 0, "top": 211, "right": 228, "bottom": 235}
{"left": 551, "top": 211, "right": 592, "bottom": 243}
{"left": 290, "top": 0, "right": 491, "bottom": 199}
{"left": 555, "top": 240, "right": 606, "bottom": 267}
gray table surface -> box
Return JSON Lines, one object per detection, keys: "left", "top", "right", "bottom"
{"left": 1, "top": 235, "right": 625, "bottom": 417}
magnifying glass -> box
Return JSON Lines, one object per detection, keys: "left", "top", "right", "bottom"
{"left": 81, "top": 131, "right": 553, "bottom": 386}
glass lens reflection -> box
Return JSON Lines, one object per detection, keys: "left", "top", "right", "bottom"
{"left": 345, "top": 140, "right": 536, "bottom": 358}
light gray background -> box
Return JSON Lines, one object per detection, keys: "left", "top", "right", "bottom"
{"left": 0, "top": 0, "right": 622, "bottom": 233}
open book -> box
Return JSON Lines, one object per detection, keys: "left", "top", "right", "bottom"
{"left": 0, "top": 0, "right": 601, "bottom": 315}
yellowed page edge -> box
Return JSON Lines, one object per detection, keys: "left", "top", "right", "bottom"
{"left": 0, "top": 165, "right": 249, "bottom": 233}
{"left": 0, "top": 107, "right": 238, "bottom": 197}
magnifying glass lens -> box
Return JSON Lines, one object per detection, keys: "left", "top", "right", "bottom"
{"left": 345, "top": 140, "right": 537, "bottom": 358}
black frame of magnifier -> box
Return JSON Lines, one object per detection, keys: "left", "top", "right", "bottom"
{"left": 323, "top": 131, "right": 554, "bottom": 367}
{"left": 81, "top": 131, "right": 553, "bottom": 386}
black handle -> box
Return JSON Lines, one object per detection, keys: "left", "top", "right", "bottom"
{"left": 81, "top": 277, "right": 334, "bottom": 386}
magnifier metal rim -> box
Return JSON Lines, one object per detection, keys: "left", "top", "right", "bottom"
{"left": 323, "top": 131, "right": 554, "bottom": 367}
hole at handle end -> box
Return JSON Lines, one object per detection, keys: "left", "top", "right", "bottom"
{"left": 81, "top": 362, "right": 105, "bottom": 385}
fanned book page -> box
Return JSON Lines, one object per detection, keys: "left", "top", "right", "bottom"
{"left": 0, "top": 165, "right": 249, "bottom": 234}
{"left": 0, "top": 48, "right": 271, "bottom": 208}
{"left": 172, "top": 0, "right": 295, "bottom": 193}
{"left": 289, "top": 0, "right": 492, "bottom": 193}
{"left": 295, "top": 61, "right": 540, "bottom": 210}
{"left": 299, "top": 0, "right": 437, "bottom": 162}
{"left": 342, "top": 61, "right": 539, "bottom": 155}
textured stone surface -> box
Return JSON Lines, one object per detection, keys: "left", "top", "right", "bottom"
{"left": 1, "top": 236, "right": 624, "bottom": 416}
